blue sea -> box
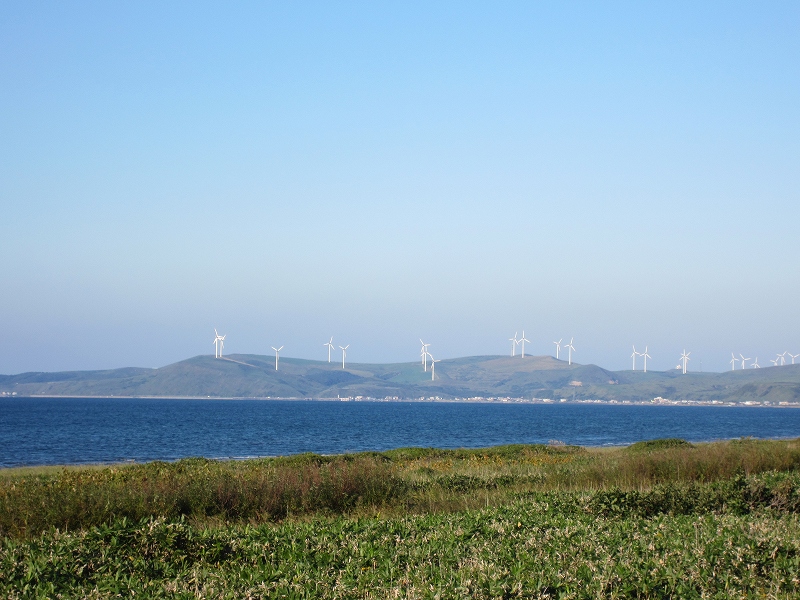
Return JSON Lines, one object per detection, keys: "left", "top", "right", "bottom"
{"left": 2, "top": 398, "right": 800, "bottom": 468}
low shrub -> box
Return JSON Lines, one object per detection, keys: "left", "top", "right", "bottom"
{"left": 0, "top": 455, "right": 404, "bottom": 539}
{"left": 626, "top": 438, "right": 693, "bottom": 452}
{"left": 588, "top": 471, "right": 800, "bottom": 518}
{"left": 3, "top": 438, "right": 800, "bottom": 540}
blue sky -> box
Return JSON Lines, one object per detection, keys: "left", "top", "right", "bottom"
{"left": 1, "top": 1, "right": 798, "bottom": 374}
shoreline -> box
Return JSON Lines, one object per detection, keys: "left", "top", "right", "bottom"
{"left": 4, "top": 436, "right": 800, "bottom": 473}
{"left": 2, "top": 394, "right": 799, "bottom": 408}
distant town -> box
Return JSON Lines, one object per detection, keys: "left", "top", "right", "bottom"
{"left": 309, "top": 395, "right": 800, "bottom": 407}
{"left": 6, "top": 388, "right": 798, "bottom": 408}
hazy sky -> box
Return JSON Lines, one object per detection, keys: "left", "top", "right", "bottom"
{"left": 2, "top": 1, "right": 798, "bottom": 374}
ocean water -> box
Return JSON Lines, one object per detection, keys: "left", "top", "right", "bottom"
{"left": 2, "top": 398, "right": 800, "bottom": 467}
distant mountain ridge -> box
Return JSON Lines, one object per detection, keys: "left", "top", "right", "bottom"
{"left": 2, "top": 355, "right": 800, "bottom": 403}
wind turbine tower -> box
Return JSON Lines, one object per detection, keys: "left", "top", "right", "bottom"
{"left": 324, "top": 338, "right": 334, "bottom": 363}
{"left": 340, "top": 345, "right": 349, "bottom": 369}
{"left": 752, "top": 358, "right": 760, "bottom": 368}
{"left": 740, "top": 354, "right": 750, "bottom": 370}
{"left": 430, "top": 357, "right": 440, "bottom": 381}
{"left": 679, "top": 350, "right": 690, "bottom": 375}
{"left": 213, "top": 329, "right": 226, "bottom": 358}
{"left": 519, "top": 331, "right": 530, "bottom": 358}
{"left": 789, "top": 353, "right": 799, "bottom": 365}
{"left": 641, "top": 346, "right": 651, "bottom": 373}
{"left": 553, "top": 339, "right": 562, "bottom": 360}
{"left": 565, "top": 338, "right": 576, "bottom": 366}
{"left": 272, "top": 346, "right": 283, "bottom": 371}
{"left": 420, "top": 340, "right": 430, "bottom": 371}
{"left": 779, "top": 352, "right": 788, "bottom": 366}
{"left": 509, "top": 332, "right": 518, "bottom": 357}
{"left": 631, "top": 346, "right": 639, "bottom": 371}
{"left": 730, "top": 353, "right": 737, "bottom": 371}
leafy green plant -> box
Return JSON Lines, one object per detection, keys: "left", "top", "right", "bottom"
{"left": 3, "top": 487, "right": 800, "bottom": 598}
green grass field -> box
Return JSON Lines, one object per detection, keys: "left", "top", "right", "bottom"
{"left": 3, "top": 439, "right": 800, "bottom": 597}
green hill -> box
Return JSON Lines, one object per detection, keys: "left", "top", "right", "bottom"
{"left": 2, "top": 355, "right": 800, "bottom": 403}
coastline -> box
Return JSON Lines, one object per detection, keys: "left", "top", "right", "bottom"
{"left": 4, "top": 435, "right": 800, "bottom": 473}
{"left": 3, "top": 393, "right": 800, "bottom": 407}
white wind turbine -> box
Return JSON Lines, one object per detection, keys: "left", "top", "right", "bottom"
{"left": 679, "top": 350, "right": 690, "bottom": 374}
{"left": 430, "top": 356, "right": 440, "bottom": 381}
{"left": 420, "top": 340, "right": 430, "bottom": 372}
{"left": 519, "top": 331, "right": 530, "bottom": 358}
{"left": 213, "top": 329, "right": 226, "bottom": 358}
{"left": 739, "top": 354, "right": 750, "bottom": 370}
{"left": 340, "top": 345, "right": 349, "bottom": 369}
{"left": 779, "top": 351, "right": 788, "bottom": 366}
{"left": 752, "top": 358, "right": 760, "bottom": 368}
{"left": 272, "top": 346, "right": 283, "bottom": 371}
{"left": 641, "top": 346, "right": 651, "bottom": 372}
{"left": 324, "top": 337, "right": 334, "bottom": 363}
{"left": 730, "top": 353, "right": 737, "bottom": 371}
{"left": 770, "top": 357, "right": 779, "bottom": 367}
{"left": 553, "top": 339, "right": 562, "bottom": 360}
{"left": 565, "top": 338, "right": 576, "bottom": 366}
{"left": 509, "top": 332, "right": 518, "bottom": 357}
{"left": 789, "top": 353, "right": 799, "bottom": 365}
{"left": 631, "top": 346, "right": 639, "bottom": 371}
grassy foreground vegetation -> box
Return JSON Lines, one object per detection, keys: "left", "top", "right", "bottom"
{"left": 2, "top": 438, "right": 800, "bottom": 597}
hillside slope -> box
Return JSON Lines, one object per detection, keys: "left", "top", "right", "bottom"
{"left": 2, "top": 355, "right": 800, "bottom": 402}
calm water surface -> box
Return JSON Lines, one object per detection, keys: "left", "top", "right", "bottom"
{"left": 2, "top": 398, "right": 800, "bottom": 467}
